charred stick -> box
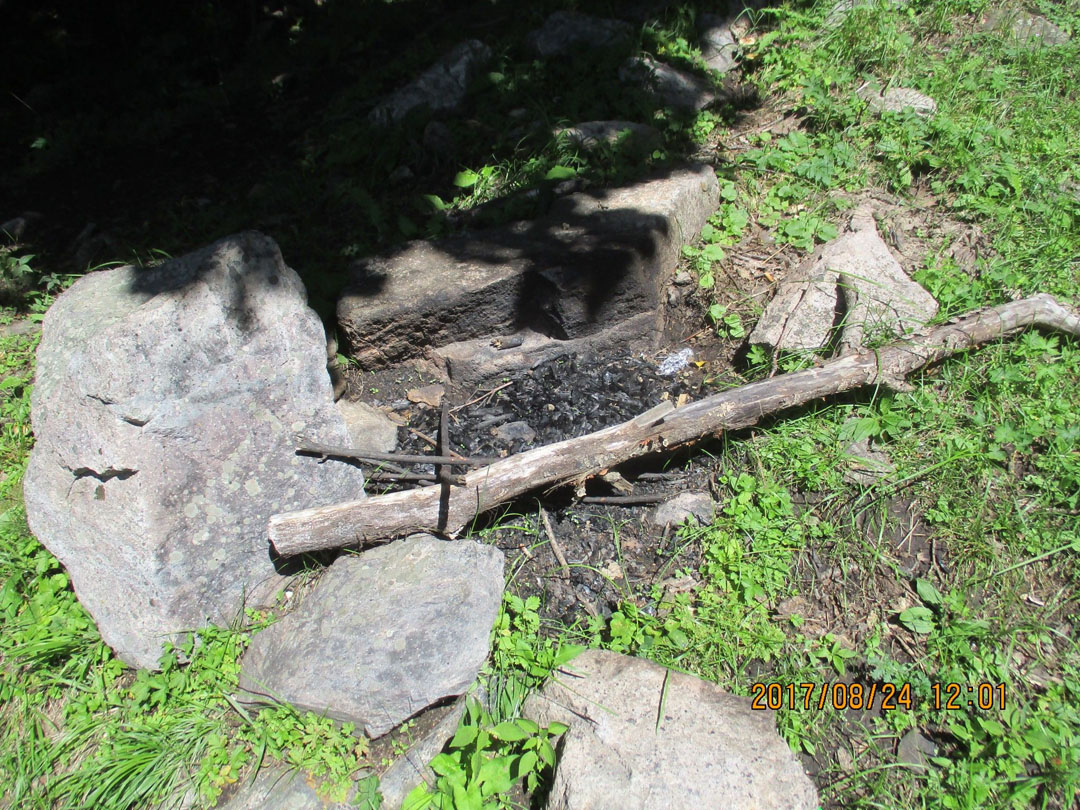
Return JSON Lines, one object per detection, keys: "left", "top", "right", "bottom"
{"left": 297, "top": 442, "right": 500, "bottom": 467}
{"left": 580, "top": 494, "right": 667, "bottom": 505}
{"left": 366, "top": 472, "right": 466, "bottom": 485}
{"left": 539, "top": 507, "right": 570, "bottom": 574}
{"left": 270, "top": 295, "right": 1080, "bottom": 555}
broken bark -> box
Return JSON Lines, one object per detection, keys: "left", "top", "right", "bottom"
{"left": 270, "top": 294, "right": 1080, "bottom": 556}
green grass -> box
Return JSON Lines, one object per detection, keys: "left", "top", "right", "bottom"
{"left": 3, "top": 0, "right": 1080, "bottom": 807}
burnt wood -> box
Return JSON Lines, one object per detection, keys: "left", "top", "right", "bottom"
{"left": 270, "top": 295, "right": 1080, "bottom": 556}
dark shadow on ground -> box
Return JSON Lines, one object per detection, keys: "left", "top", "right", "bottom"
{"left": 1, "top": 0, "right": 764, "bottom": 321}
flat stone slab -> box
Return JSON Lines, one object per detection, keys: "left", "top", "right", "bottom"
{"left": 556, "top": 121, "right": 662, "bottom": 156}
{"left": 369, "top": 40, "right": 492, "bottom": 125}
{"left": 239, "top": 534, "right": 503, "bottom": 738}
{"left": 749, "top": 207, "right": 937, "bottom": 354}
{"left": 24, "top": 232, "right": 365, "bottom": 669}
{"left": 648, "top": 491, "right": 714, "bottom": 527}
{"left": 837, "top": 209, "right": 938, "bottom": 351}
{"left": 524, "top": 649, "right": 819, "bottom": 809}
{"left": 339, "top": 165, "right": 719, "bottom": 367}
{"left": 981, "top": 8, "right": 1070, "bottom": 47}
{"left": 335, "top": 399, "right": 398, "bottom": 454}
{"left": 619, "top": 56, "right": 717, "bottom": 111}
{"left": 860, "top": 86, "right": 937, "bottom": 118}
{"left": 747, "top": 249, "right": 840, "bottom": 353}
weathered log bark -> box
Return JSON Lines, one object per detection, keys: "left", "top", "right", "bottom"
{"left": 269, "top": 294, "right": 1080, "bottom": 556}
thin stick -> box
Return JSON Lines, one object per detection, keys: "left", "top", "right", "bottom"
{"left": 297, "top": 443, "right": 500, "bottom": 467}
{"left": 270, "top": 295, "right": 1080, "bottom": 555}
{"left": 367, "top": 472, "right": 466, "bottom": 485}
{"left": 451, "top": 381, "right": 514, "bottom": 413}
{"left": 539, "top": 507, "right": 570, "bottom": 574}
{"left": 580, "top": 494, "right": 667, "bottom": 505}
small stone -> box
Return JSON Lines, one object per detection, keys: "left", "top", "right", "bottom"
{"left": 836, "top": 746, "right": 855, "bottom": 772}
{"left": 649, "top": 491, "right": 714, "bottom": 526}
{"left": 667, "top": 288, "right": 681, "bottom": 307}
{"left": 407, "top": 384, "right": 445, "bottom": 408}
{"left": 673, "top": 271, "right": 693, "bottom": 286}
{"left": 843, "top": 432, "right": 895, "bottom": 486}
{"left": 897, "top": 729, "right": 936, "bottom": 771}
{"left": 493, "top": 420, "right": 535, "bottom": 445}
{"left": 860, "top": 86, "right": 937, "bottom": 118}
{"left": 1, "top": 217, "right": 29, "bottom": 240}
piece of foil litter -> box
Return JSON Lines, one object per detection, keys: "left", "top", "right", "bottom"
{"left": 657, "top": 347, "right": 693, "bottom": 376}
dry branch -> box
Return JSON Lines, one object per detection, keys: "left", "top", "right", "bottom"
{"left": 269, "top": 294, "right": 1080, "bottom": 556}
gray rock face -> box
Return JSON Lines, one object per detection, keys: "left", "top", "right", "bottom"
{"left": 748, "top": 251, "right": 840, "bottom": 353}
{"left": 378, "top": 697, "right": 470, "bottom": 808}
{"left": 620, "top": 56, "right": 716, "bottom": 111}
{"left": 525, "top": 12, "right": 633, "bottom": 57}
{"left": 700, "top": 14, "right": 744, "bottom": 75}
{"left": 556, "top": 121, "right": 662, "bottom": 156}
{"left": 214, "top": 766, "right": 349, "bottom": 810}
{"left": 23, "top": 232, "right": 365, "bottom": 669}
{"left": 524, "top": 649, "right": 819, "bottom": 810}
{"left": 861, "top": 86, "right": 937, "bottom": 118}
{"left": 837, "top": 211, "right": 938, "bottom": 350}
{"left": 982, "top": 8, "right": 1070, "bottom": 47}
{"left": 335, "top": 399, "right": 398, "bottom": 454}
{"left": 339, "top": 165, "right": 719, "bottom": 368}
{"left": 749, "top": 209, "right": 937, "bottom": 354}
{"left": 369, "top": 40, "right": 492, "bottom": 125}
{"left": 239, "top": 535, "right": 504, "bottom": 738}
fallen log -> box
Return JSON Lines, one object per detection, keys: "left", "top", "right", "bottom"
{"left": 269, "top": 294, "right": 1080, "bottom": 556}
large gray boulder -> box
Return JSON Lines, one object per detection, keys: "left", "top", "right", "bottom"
{"left": 23, "top": 232, "right": 366, "bottom": 669}
{"left": 338, "top": 165, "right": 719, "bottom": 368}
{"left": 239, "top": 534, "right": 504, "bottom": 738}
{"left": 524, "top": 649, "right": 819, "bottom": 810}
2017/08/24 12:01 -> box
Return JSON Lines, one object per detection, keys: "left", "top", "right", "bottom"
{"left": 750, "top": 682, "right": 1008, "bottom": 712}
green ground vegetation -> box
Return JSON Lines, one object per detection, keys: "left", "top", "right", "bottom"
{"left": 2, "top": 0, "right": 1079, "bottom": 807}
